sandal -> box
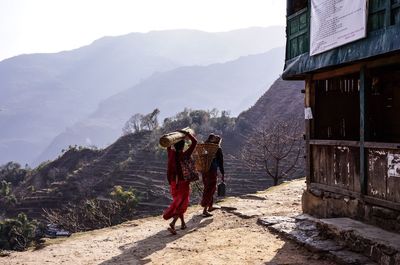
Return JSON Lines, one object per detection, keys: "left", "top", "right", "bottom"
{"left": 208, "top": 207, "right": 218, "bottom": 212}
{"left": 181, "top": 224, "right": 187, "bottom": 230}
{"left": 202, "top": 212, "right": 213, "bottom": 217}
{"left": 168, "top": 223, "right": 177, "bottom": 235}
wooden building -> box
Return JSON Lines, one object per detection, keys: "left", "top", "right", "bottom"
{"left": 284, "top": 0, "right": 400, "bottom": 231}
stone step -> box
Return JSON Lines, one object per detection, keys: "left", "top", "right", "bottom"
{"left": 315, "top": 217, "right": 400, "bottom": 265}
{"left": 257, "top": 215, "right": 381, "bottom": 265}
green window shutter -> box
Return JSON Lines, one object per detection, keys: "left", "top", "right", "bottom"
{"left": 286, "top": 8, "right": 309, "bottom": 60}
{"left": 299, "top": 13, "right": 307, "bottom": 31}
{"left": 392, "top": 0, "right": 400, "bottom": 25}
{"left": 290, "top": 38, "right": 299, "bottom": 59}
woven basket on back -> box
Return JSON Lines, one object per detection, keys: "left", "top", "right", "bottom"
{"left": 192, "top": 143, "right": 220, "bottom": 173}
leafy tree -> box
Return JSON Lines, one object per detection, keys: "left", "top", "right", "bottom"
{"left": 210, "top": 110, "right": 235, "bottom": 133}
{"left": 123, "top": 107, "right": 237, "bottom": 153}
{"left": 189, "top": 110, "right": 210, "bottom": 125}
{"left": 110, "top": 185, "right": 138, "bottom": 211}
{"left": 0, "top": 181, "right": 16, "bottom": 205}
{"left": 0, "top": 162, "right": 28, "bottom": 186}
{"left": 162, "top": 108, "right": 234, "bottom": 134}
{"left": 0, "top": 181, "right": 11, "bottom": 197}
{"left": 0, "top": 213, "right": 38, "bottom": 251}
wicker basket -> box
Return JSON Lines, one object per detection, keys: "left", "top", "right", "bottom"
{"left": 192, "top": 143, "right": 220, "bottom": 173}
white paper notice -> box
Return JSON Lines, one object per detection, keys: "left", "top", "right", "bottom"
{"left": 305, "top": 107, "right": 313, "bottom": 120}
{"left": 310, "top": 0, "right": 368, "bottom": 56}
{"left": 388, "top": 153, "right": 400, "bottom": 178}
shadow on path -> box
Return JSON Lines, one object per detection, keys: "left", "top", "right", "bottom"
{"left": 100, "top": 214, "right": 213, "bottom": 265}
{"left": 263, "top": 241, "right": 338, "bottom": 265}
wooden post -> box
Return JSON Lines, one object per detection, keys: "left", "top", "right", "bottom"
{"left": 305, "top": 78, "right": 313, "bottom": 185}
{"left": 360, "top": 66, "right": 367, "bottom": 195}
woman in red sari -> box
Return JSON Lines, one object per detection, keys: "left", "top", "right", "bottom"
{"left": 201, "top": 134, "right": 224, "bottom": 217}
{"left": 163, "top": 131, "right": 197, "bottom": 235}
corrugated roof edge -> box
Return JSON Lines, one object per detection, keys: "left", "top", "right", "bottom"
{"left": 282, "top": 25, "right": 400, "bottom": 80}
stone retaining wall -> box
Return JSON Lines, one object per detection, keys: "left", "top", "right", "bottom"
{"left": 302, "top": 189, "right": 400, "bottom": 233}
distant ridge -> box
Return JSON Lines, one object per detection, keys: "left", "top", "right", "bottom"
{"left": 0, "top": 27, "right": 285, "bottom": 165}
{"left": 35, "top": 47, "right": 285, "bottom": 164}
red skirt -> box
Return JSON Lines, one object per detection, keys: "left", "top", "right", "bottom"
{"left": 201, "top": 171, "right": 217, "bottom": 207}
{"left": 163, "top": 180, "right": 190, "bottom": 220}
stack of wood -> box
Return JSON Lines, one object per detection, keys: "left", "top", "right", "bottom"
{"left": 192, "top": 143, "right": 220, "bottom": 173}
{"left": 159, "top": 127, "right": 194, "bottom": 148}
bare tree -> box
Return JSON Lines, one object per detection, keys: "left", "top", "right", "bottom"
{"left": 140, "top": 108, "right": 160, "bottom": 131}
{"left": 241, "top": 118, "right": 303, "bottom": 186}
{"left": 123, "top": 113, "right": 143, "bottom": 135}
{"left": 123, "top": 109, "right": 161, "bottom": 135}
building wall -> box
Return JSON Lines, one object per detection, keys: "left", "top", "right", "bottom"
{"left": 303, "top": 61, "right": 400, "bottom": 232}
{"left": 302, "top": 188, "right": 400, "bottom": 232}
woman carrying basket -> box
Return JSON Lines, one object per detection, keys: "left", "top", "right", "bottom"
{"left": 201, "top": 134, "right": 224, "bottom": 217}
{"left": 163, "top": 131, "right": 197, "bottom": 235}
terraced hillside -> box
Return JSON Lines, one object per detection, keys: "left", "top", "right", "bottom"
{"left": 7, "top": 131, "right": 271, "bottom": 220}
{"left": 5, "top": 78, "right": 304, "bottom": 221}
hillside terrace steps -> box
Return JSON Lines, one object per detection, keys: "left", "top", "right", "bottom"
{"left": 9, "top": 195, "right": 64, "bottom": 219}
{"left": 257, "top": 214, "right": 400, "bottom": 264}
{"left": 10, "top": 130, "right": 289, "bottom": 220}
{"left": 114, "top": 176, "right": 165, "bottom": 185}
{"left": 109, "top": 154, "right": 274, "bottom": 195}
{"left": 117, "top": 166, "right": 166, "bottom": 173}
{"left": 116, "top": 174, "right": 158, "bottom": 182}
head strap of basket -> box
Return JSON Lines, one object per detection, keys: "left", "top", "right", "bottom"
{"left": 206, "top": 133, "right": 222, "bottom": 146}
{"left": 193, "top": 134, "right": 221, "bottom": 173}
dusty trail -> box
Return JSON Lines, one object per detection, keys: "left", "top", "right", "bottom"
{"left": 1, "top": 179, "right": 337, "bottom": 265}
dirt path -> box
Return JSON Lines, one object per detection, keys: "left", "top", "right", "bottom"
{"left": 1, "top": 179, "right": 337, "bottom": 265}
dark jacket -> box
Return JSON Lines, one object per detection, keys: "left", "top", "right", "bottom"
{"left": 209, "top": 148, "right": 224, "bottom": 175}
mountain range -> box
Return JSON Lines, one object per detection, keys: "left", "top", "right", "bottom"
{"left": 0, "top": 27, "right": 285, "bottom": 166}
{"left": 35, "top": 47, "right": 285, "bottom": 164}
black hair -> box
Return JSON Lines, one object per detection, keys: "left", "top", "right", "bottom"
{"left": 174, "top": 140, "right": 185, "bottom": 177}
{"left": 174, "top": 140, "right": 185, "bottom": 152}
{"left": 206, "top": 133, "right": 221, "bottom": 144}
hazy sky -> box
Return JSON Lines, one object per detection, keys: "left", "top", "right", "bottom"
{"left": 0, "top": 0, "right": 286, "bottom": 61}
